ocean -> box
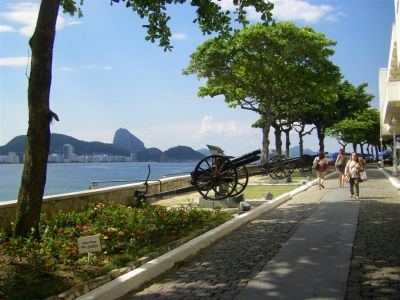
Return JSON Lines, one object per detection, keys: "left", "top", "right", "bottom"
{"left": 0, "top": 162, "right": 196, "bottom": 202}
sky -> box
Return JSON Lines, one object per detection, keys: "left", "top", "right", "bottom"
{"left": 0, "top": 0, "right": 395, "bottom": 156}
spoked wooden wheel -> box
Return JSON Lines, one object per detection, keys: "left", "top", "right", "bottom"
{"left": 229, "top": 165, "right": 249, "bottom": 198}
{"left": 269, "top": 156, "right": 293, "bottom": 180}
{"left": 191, "top": 155, "right": 238, "bottom": 200}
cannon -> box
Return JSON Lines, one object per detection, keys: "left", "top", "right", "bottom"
{"left": 132, "top": 148, "right": 314, "bottom": 202}
{"left": 262, "top": 154, "right": 316, "bottom": 180}
{"left": 190, "top": 149, "right": 261, "bottom": 200}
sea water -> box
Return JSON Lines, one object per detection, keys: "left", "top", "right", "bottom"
{"left": 0, "top": 162, "right": 196, "bottom": 202}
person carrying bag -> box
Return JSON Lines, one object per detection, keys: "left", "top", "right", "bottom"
{"left": 344, "top": 152, "right": 365, "bottom": 199}
{"left": 335, "top": 149, "right": 346, "bottom": 187}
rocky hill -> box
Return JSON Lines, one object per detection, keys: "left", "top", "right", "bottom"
{"left": 112, "top": 128, "right": 146, "bottom": 153}
{"left": 162, "top": 146, "right": 205, "bottom": 162}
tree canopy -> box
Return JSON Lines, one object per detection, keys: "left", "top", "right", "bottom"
{"left": 327, "top": 107, "right": 380, "bottom": 153}
{"left": 183, "top": 21, "right": 340, "bottom": 160}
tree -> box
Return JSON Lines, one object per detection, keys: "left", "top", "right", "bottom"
{"left": 311, "top": 80, "right": 373, "bottom": 153}
{"left": 327, "top": 108, "right": 380, "bottom": 155}
{"left": 14, "top": 0, "right": 275, "bottom": 238}
{"left": 183, "top": 22, "right": 340, "bottom": 161}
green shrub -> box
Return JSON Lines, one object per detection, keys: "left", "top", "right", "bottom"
{"left": 0, "top": 202, "right": 233, "bottom": 299}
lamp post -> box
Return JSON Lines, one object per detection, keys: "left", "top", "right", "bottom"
{"left": 391, "top": 116, "right": 398, "bottom": 177}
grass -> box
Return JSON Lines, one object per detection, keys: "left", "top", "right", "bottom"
{"left": 243, "top": 185, "right": 299, "bottom": 199}
{"left": 243, "top": 169, "right": 319, "bottom": 199}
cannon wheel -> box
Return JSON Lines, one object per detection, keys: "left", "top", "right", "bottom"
{"left": 269, "top": 156, "right": 294, "bottom": 180}
{"left": 192, "top": 155, "right": 238, "bottom": 200}
{"left": 229, "top": 165, "right": 249, "bottom": 198}
{"left": 297, "top": 155, "right": 314, "bottom": 173}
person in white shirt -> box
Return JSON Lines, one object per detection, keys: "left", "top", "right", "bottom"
{"left": 344, "top": 152, "right": 364, "bottom": 199}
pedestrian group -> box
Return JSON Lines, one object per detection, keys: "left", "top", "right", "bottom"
{"left": 313, "top": 150, "right": 366, "bottom": 198}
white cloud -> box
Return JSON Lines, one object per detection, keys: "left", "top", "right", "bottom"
{"left": 216, "top": 0, "right": 236, "bottom": 11}
{"left": 271, "top": 0, "right": 336, "bottom": 23}
{"left": 0, "top": 2, "right": 39, "bottom": 36}
{"left": 196, "top": 116, "right": 256, "bottom": 138}
{"left": 59, "top": 66, "right": 77, "bottom": 72}
{"left": 171, "top": 33, "right": 188, "bottom": 40}
{"left": 215, "top": 0, "right": 339, "bottom": 23}
{"left": 0, "top": 25, "right": 15, "bottom": 32}
{"left": 0, "top": 1, "right": 81, "bottom": 37}
{"left": 59, "top": 65, "right": 113, "bottom": 72}
{"left": 0, "top": 56, "right": 29, "bottom": 67}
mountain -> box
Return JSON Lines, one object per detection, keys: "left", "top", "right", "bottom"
{"left": 162, "top": 146, "right": 205, "bottom": 162}
{"left": 135, "top": 146, "right": 205, "bottom": 162}
{"left": 0, "top": 129, "right": 206, "bottom": 162}
{"left": 112, "top": 128, "right": 146, "bottom": 153}
{"left": 196, "top": 148, "right": 210, "bottom": 156}
{"left": 288, "top": 146, "right": 317, "bottom": 157}
{"left": 136, "top": 147, "right": 164, "bottom": 162}
{"left": 0, "top": 135, "right": 26, "bottom": 155}
{"left": 0, "top": 134, "right": 129, "bottom": 156}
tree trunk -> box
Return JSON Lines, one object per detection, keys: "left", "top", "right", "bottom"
{"left": 13, "top": 0, "right": 59, "bottom": 238}
{"left": 284, "top": 130, "right": 290, "bottom": 157}
{"left": 374, "top": 145, "right": 379, "bottom": 160}
{"left": 295, "top": 123, "right": 310, "bottom": 157}
{"left": 360, "top": 144, "right": 365, "bottom": 156}
{"left": 262, "top": 122, "right": 271, "bottom": 163}
{"left": 273, "top": 123, "right": 282, "bottom": 156}
{"left": 352, "top": 143, "right": 357, "bottom": 153}
{"left": 316, "top": 126, "right": 325, "bottom": 153}
{"left": 298, "top": 130, "right": 304, "bottom": 157}
{"left": 261, "top": 109, "right": 273, "bottom": 163}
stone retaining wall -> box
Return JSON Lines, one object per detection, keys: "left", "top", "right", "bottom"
{"left": 0, "top": 165, "right": 262, "bottom": 231}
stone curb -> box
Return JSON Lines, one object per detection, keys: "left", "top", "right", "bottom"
{"left": 76, "top": 174, "right": 337, "bottom": 300}
{"left": 378, "top": 167, "right": 400, "bottom": 189}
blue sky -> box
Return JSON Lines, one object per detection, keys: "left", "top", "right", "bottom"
{"left": 0, "top": 0, "right": 394, "bottom": 156}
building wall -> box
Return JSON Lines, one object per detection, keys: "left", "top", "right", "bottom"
{"left": 380, "top": 0, "right": 400, "bottom": 138}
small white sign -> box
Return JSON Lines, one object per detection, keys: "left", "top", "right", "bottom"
{"left": 78, "top": 235, "right": 101, "bottom": 254}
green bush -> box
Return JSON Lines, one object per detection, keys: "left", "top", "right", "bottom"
{"left": 0, "top": 202, "right": 232, "bottom": 299}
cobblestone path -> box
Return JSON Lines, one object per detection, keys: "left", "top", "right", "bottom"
{"left": 120, "top": 167, "right": 400, "bottom": 300}
{"left": 345, "top": 168, "right": 400, "bottom": 299}
{"left": 120, "top": 182, "right": 330, "bottom": 299}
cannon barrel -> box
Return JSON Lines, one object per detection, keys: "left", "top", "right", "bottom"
{"left": 231, "top": 154, "right": 261, "bottom": 168}
{"left": 190, "top": 150, "right": 261, "bottom": 181}
{"left": 230, "top": 149, "right": 262, "bottom": 165}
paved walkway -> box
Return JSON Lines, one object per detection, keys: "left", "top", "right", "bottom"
{"left": 117, "top": 167, "right": 400, "bottom": 299}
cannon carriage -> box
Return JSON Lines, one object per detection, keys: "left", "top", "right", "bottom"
{"left": 262, "top": 154, "right": 316, "bottom": 180}
{"left": 190, "top": 149, "right": 262, "bottom": 200}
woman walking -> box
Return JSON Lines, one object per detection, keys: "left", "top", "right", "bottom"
{"left": 313, "top": 153, "right": 328, "bottom": 190}
{"left": 345, "top": 152, "right": 364, "bottom": 199}
{"left": 335, "top": 149, "right": 346, "bottom": 188}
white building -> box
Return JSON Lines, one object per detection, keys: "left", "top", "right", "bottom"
{"left": 0, "top": 152, "right": 20, "bottom": 164}
{"left": 48, "top": 153, "right": 63, "bottom": 163}
{"left": 63, "top": 144, "right": 74, "bottom": 162}
{"left": 380, "top": 0, "right": 400, "bottom": 173}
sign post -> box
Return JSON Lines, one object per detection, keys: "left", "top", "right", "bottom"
{"left": 78, "top": 236, "right": 101, "bottom": 264}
